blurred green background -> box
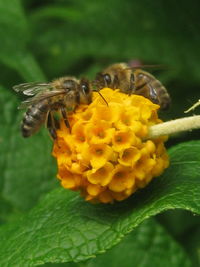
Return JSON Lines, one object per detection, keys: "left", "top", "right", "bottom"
{"left": 0, "top": 0, "right": 200, "bottom": 266}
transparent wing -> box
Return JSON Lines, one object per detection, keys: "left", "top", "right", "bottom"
{"left": 13, "top": 82, "right": 53, "bottom": 96}
{"left": 18, "top": 90, "right": 65, "bottom": 109}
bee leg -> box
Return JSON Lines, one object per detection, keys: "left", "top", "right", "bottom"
{"left": 53, "top": 116, "right": 60, "bottom": 130}
{"left": 148, "top": 85, "right": 158, "bottom": 103}
{"left": 61, "top": 107, "right": 71, "bottom": 130}
{"left": 135, "top": 83, "right": 159, "bottom": 104}
{"left": 47, "top": 111, "right": 57, "bottom": 140}
{"left": 135, "top": 82, "right": 147, "bottom": 91}
{"left": 134, "top": 82, "right": 149, "bottom": 96}
{"left": 129, "top": 73, "right": 135, "bottom": 95}
{"left": 113, "top": 75, "right": 119, "bottom": 89}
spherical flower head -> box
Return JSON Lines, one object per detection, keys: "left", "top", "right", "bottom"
{"left": 52, "top": 88, "right": 169, "bottom": 203}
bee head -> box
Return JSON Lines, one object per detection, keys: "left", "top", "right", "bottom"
{"left": 62, "top": 79, "right": 78, "bottom": 91}
{"left": 95, "top": 72, "right": 112, "bottom": 88}
{"left": 103, "top": 73, "right": 112, "bottom": 85}
{"left": 79, "top": 78, "right": 92, "bottom": 104}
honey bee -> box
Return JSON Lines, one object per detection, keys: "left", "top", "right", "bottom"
{"left": 13, "top": 77, "right": 92, "bottom": 139}
{"left": 94, "top": 63, "right": 171, "bottom": 110}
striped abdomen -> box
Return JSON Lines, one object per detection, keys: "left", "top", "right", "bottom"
{"left": 134, "top": 70, "right": 171, "bottom": 110}
{"left": 21, "top": 100, "right": 49, "bottom": 137}
{"left": 150, "top": 79, "right": 171, "bottom": 110}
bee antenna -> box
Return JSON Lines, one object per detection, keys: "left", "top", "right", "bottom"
{"left": 93, "top": 89, "right": 108, "bottom": 106}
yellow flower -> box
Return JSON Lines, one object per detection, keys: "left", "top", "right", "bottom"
{"left": 85, "top": 121, "right": 115, "bottom": 144}
{"left": 108, "top": 165, "right": 135, "bottom": 192}
{"left": 82, "top": 143, "right": 113, "bottom": 169}
{"left": 115, "top": 106, "right": 140, "bottom": 129}
{"left": 87, "top": 162, "right": 114, "bottom": 186}
{"left": 112, "top": 129, "right": 137, "bottom": 152}
{"left": 52, "top": 88, "right": 169, "bottom": 203}
{"left": 118, "top": 147, "right": 141, "bottom": 167}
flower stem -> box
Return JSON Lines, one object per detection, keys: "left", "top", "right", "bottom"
{"left": 147, "top": 115, "right": 200, "bottom": 139}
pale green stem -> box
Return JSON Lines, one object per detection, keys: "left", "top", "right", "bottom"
{"left": 148, "top": 115, "right": 200, "bottom": 139}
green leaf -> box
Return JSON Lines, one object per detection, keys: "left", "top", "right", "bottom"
{"left": 0, "top": 86, "right": 57, "bottom": 211}
{"left": 30, "top": 0, "right": 200, "bottom": 83}
{"left": 0, "top": 0, "right": 45, "bottom": 81}
{"left": 0, "top": 195, "right": 13, "bottom": 224}
{"left": 157, "top": 210, "right": 200, "bottom": 238}
{"left": 43, "top": 220, "right": 192, "bottom": 267}
{"left": 30, "top": 5, "right": 83, "bottom": 22}
{"left": 182, "top": 223, "right": 200, "bottom": 267}
{"left": 87, "top": 219, "right": 191, "bottom": 267}
{"left": 0, "top": 141, "right": 199, "bottom": 266}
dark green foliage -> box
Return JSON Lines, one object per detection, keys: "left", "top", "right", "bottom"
{"left": 0, "top": 0, "right": 200, "bottom": 266}
{"left": 1, "top": 141, "right": 200, "bottom": 266}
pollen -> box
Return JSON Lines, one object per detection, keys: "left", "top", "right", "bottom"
{"left": 52, "top": 88, "right": 169, "bottom": 203}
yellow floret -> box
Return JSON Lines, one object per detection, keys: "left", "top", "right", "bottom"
{"left": 108, "top": 164, "right": 135, "bottom": 192}
{"left": 52, "top": 88, "right": 169, "bottom": 203}
{"left": 87, "top": 162, "right": 114, "bottom": 186}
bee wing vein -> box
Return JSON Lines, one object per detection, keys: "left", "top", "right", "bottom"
{"left": 18, "top": 91, "right": 65, "bottom": 109}
{"left": 13, "top": 82, "right": 52, "bottom": 96}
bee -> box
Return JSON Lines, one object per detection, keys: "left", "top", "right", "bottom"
{"left": 13, "top": 77, "right": 92, "bottom": 139}
{"left": 94, "top": 63, "right": 171, "bottom": 110}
